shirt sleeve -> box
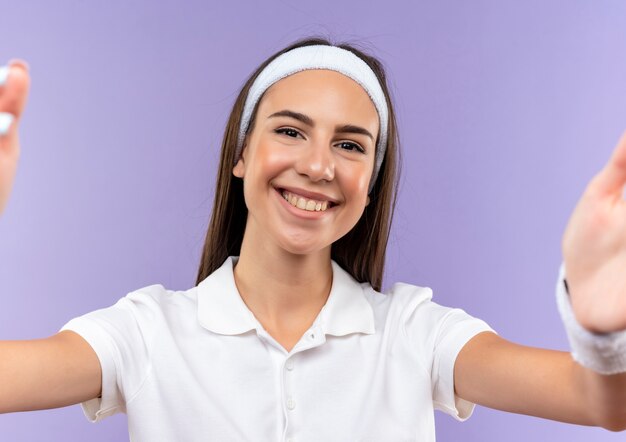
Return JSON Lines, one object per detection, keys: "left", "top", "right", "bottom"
{"left": 58, "top": 285, "right": 164, "bottom": 423}
{"left": 400, "top": 284, "right": 496, "bottom": 422}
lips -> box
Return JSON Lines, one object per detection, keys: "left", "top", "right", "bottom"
{"left": 274, "top": 185, "right": 339, "bottom": 205}
{"left": 280, "top": 189, "right": 332, "bottom": 211}
{"left": 273, "top": 187, "right": 337, "bottom": 218}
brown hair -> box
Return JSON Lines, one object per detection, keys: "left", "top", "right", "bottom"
{"left": 195, "top": 37, "right": 401, "bottom": 292}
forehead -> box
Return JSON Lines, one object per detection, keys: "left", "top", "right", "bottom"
{"left": 258, "top": 69, "right": 378, "bottom": 121}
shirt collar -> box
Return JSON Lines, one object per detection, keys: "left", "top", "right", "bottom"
{"left": 197, "top": 256, "right": 376, "bottom": 337}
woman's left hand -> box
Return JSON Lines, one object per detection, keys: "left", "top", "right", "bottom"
{"left": 562, "top": 130, "right": 626, "bottom": 334}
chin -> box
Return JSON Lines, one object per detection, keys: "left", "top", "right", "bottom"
{"left": 276, "top": 236, "right": 331, "bottom": 256}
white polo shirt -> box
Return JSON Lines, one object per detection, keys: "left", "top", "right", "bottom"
{"left": 59, "top": 256, "right": 495, "bottom": 441}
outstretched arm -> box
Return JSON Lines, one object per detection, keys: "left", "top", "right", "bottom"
{"left": 455, "top": 331, "right": 626, "bottom": 430}
{"left": 0, "top": 60, "right": 103, "bottom": 414}
{"left": 454, "top": 130, "right": 626, "bottom": 431}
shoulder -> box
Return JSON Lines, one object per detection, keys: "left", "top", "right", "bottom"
{"left": 361, "top": 280, "right": 490, "bottom": 337}
{"left": 59, "top": 283, "right": 201, "bottom": 350}
{"left": 75, "top": 283, "right": 200, "bottom": 330}
{"left": 119, "top": 283, "right": 198, "bottom": 316}
{"left": 359, "top": 280, "right": 442, "bottom": 341}
{"left": 122, "top": 283, "right": 180, "bottom": 304}
{"left": 361, "top": 280, "right": 434, "bottom": 319}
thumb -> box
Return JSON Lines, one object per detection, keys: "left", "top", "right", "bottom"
{"left": 588, "top": 130, "right": 626, "bottom": 200}
{"left": 0, "top": 59, "right": 31, "bottom": 126}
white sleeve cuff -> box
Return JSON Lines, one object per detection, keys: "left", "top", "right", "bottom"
{"left": 555, "top": 262, "right": 626, "bottom": 375}
{"left": 433, "top": 315, "right": 497, "bottom": 422}
{"left": 59, "top": 317, "right": 125, "bottom": 422}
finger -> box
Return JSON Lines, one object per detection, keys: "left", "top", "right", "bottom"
{"left": 0, "top": 59, "right": 31, "bottom": 121}
{"left": 0, "top": 112, "right": 15, "bottom": 136}
{"left": 8, "top": 59, "right": 30, "bottom": 72}
{"left": 588, "top": 130, "right": 626, "bottom": 199}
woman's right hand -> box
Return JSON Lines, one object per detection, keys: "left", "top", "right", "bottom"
{"left": 0, "top": 60, "right": 30, "bottom": 215}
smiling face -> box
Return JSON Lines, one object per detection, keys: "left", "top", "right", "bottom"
{"left": 232, "top": 69, "right": 380, "bottom": 256}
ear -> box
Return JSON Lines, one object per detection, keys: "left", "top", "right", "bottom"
{"left": 232, "top": 141, "right": 247, "bottom": 178}
{"left": 365, "top": 196, "right": 370, "bottom": 206}
{"left": 233, "top": 157, "right": 245, "bottom": 178}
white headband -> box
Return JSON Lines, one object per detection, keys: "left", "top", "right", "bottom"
{"left": 235, "top": 45, "right": 389, "bottom": 193}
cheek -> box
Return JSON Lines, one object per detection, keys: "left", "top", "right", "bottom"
{"left": 342, "top": 161, "right": 373, "bottom": 198}
{"left": 253, "top": 142, "right": 293, "bottom": 178}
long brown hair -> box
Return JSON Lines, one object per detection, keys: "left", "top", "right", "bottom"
{"left": 195, "top": 37, "right": 401, "bottom": 292}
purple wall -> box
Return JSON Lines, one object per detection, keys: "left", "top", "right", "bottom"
{"left": 1, "top": 1, "right": 626, "bottom": 440}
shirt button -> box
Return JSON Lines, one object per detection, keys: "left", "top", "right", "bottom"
{"left": 286, "top": 438, "right": 295, "bottom": 442}
{"left": 286, "top": 396, "right": 296, "bottom": 410}
{"left": 285, "top": 359, "right": 294, "bottom": 370}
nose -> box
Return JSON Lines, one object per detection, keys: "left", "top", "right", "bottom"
{"left": 294, "top": 139, "right": 335, "bottom": 183}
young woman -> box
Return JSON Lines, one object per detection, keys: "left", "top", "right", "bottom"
{"left": 1, "top": 38, "right": 625, "bottom": 441}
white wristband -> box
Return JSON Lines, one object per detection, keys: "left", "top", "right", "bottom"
{"left": 556, "top": 262, "right": 626, "bottom": 375}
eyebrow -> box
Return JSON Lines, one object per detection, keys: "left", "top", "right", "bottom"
{"left": 268, "top": 109, "right": 375, "bottom": 142}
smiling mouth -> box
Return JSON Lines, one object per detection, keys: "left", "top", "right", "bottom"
{"left": 276, "top": 188, "right": 337, "bottom": 212}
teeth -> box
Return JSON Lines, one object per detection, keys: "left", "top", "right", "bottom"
{"left": 281, "top": 190, "right": 332, "bottom": 212}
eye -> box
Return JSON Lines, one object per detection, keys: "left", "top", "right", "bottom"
{"left": 275, "top": 127, "right": 302, "bottom": 138}
{"left": 336, "top": 141, "right": 365, "bottom": 154}
{"left": 275, "top": 128, "right": 365, "bottom": 154}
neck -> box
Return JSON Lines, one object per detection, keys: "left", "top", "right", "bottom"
{"left": 233, "top": 225, "right": 333, "bottom": 331}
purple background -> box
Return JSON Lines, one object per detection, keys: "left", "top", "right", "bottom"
{"left": 1, "top": 1, "right": 626, "bottom": 440}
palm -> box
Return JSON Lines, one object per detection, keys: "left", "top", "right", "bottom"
{"left": 562, "top": 131, "right": 626, "bottom": 333}
{"left": 0, "top": 60, "right": 30, "bottom": 215}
